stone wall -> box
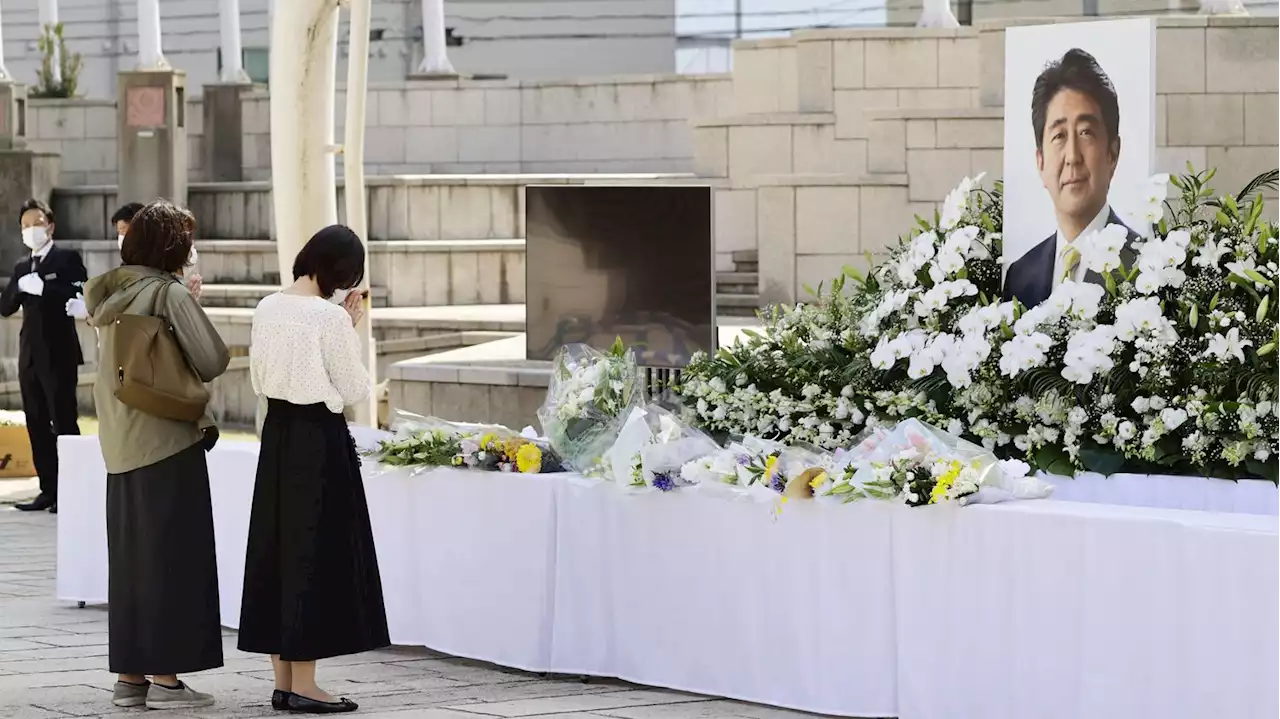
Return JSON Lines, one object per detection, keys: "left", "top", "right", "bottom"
{"left": 26, "top": 74, "right": 731, "bottom": 186}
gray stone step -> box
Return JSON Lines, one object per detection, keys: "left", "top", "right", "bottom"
{"left": 717, "top": 293, "right": 761, "bottom": 317}
{"left": 716, "top": 271, "right": 758, "bottom": 295}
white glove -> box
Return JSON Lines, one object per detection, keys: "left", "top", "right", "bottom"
{"left": 16, "top": 273, "right": 43, "bottom": 296}
{"left": 65, "top": 295, "right": 87, "bottom": 319}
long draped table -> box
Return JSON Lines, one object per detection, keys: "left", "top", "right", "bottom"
{"left": 55, "top": 435, "right": 1278, "bottom": 719}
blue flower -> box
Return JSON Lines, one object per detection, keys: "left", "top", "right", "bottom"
{"left": 652, "top": 472, "right": 675, "bottom": 492}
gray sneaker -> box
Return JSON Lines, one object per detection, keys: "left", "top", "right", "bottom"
{"left": 146, "top": 681, "right": 215, "bottom": 710}
{"left": 112, "top": 680, "right": 150, "bottom": 707}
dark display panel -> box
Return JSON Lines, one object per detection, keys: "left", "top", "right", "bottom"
{"left": 525, "top": 185, "right": 715, "bottom": 367}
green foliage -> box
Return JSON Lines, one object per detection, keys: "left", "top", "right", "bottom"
{"left": 31, "top": 23, "right": 82, "bottom": 99}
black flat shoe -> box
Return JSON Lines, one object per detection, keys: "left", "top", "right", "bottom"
{"left": 15, "top": 494, "right": 54, "bottom": 511}
{"left": 287, "top": 694, "right": 358, "bottom": 713}
{"left": 48, "top": 503, "right": 57, "bottom": 514}
{"left": 272, "top": 690, "right": 294, "bottom": 710}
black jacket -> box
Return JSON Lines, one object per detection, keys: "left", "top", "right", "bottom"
{"left": 0, "top": 245, "right": 88, "bottom": 369}
{"left": 1003, "top": 209, "right": 1140, "bottom": 309}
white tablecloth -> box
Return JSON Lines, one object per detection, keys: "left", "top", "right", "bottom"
{"left": 892, "top": 501, "right": 1279, "bottom": 719}
{"left": 1043, "top": 472, "right": 1278, "bottom": 515}
{"left": 55, "top": 436, "right": 1278, "bottom": 719}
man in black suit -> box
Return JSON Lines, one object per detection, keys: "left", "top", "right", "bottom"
{"left": 1, "top": 199, "right": 88, "bottom": 513}
{"left": 1003, "top": 48, "right": 1137, "bottom": 309}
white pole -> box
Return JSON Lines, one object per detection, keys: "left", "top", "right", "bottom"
{"left": 344, "top": 0, "right": 377, "bottom": 427}
{"left": 0, "top": 2, "right": 12, "bottom": 82}
{"left": 417, "top": 0, "right": 456, "bottom": 75}
{"left": 1199, "top": 0, "right": 1247, "bottom": 13}
{"left": 136, "top": 0, "right": 169, "bottom": 70}
{"left": 37, "top": 0, "right": 60, "bottom": 84}
{"left": 218, "top": 0, "right": 251, "bottom": 83}
{"left": 917, "top": 0, "right": 960, "bottom": 28}
{"left": 270, "top": 0, "right": 339, "bottom": 284}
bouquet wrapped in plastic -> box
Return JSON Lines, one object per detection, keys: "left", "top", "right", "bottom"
{"left": 369, "top": 410, "right": 563, "bottom": 475}
{"left": 603, "top": 404, "right": 720, "bottom": 492}
{"left": 538, "top": 338, "right": 643, "bottom": 472}
{"left": 824, "top": 418, "right": 1052, "bottom": 506}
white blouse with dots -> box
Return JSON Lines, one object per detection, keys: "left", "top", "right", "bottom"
{"left": 250, "top": 292, "right": 370, "bottom": 413}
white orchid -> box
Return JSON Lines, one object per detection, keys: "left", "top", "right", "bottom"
{"left": 1205, "top": 327, "right": 1251, "bottom": 364}
{"left": 1076, "top": 223, "right": 1129, "bottom": 275}
{"left": 1135, "top": 173, "right": 1171, "bottom": 234}
{"left": 1061, "top": 325, "right": 1117, "bottom": 384}
{"left": 939, "top": 174, "right": 985, "bottom": 231}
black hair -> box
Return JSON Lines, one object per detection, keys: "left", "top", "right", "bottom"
{"left": 1031, "top": 48, "right": 1120, "bottom": 152}
{"left": 18, "top": 198, "right": 54, "bottom": 225}
{"left": 111, "top": 202, "right": 146, "bottom": 225}
{"left": 120, "top": 200, "right": 196, "bottom": 273}
{"left": 291, "top": 225, "right": 366, "bottom": 299}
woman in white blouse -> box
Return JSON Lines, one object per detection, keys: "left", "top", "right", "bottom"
{"left": 238, "top": 225, "right": 389, "bottom": 715}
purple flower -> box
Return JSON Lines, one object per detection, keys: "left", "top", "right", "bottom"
{"left": 735, "top": 454, "right": 751, "bottom": 466}
{"left": 652, "top": 472, "right": 675, "bottom": 492}
{"left": 769, "top": 474, "right": 786, "bottom": 493}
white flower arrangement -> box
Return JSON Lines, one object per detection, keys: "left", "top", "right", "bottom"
{"left": 538, "top": 338, "right": 643, "bottom": 471}
{"left": 677, "top": 167, "right": 1280, "bottom": 483}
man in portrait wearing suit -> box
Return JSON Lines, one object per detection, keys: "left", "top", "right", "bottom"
{"left": 1, "top": 199, "right": 88, "bottom": 513}
{"left": 1003, "top": 48, "right": 1139, "bottom": 309}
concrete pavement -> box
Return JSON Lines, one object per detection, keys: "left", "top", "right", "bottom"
{"left": 0, "top": 508, "right": 826, "bottom": 719}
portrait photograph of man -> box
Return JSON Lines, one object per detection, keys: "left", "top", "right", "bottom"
{"left": 1000, "top": 19, "right": 1156, "bottom": 308}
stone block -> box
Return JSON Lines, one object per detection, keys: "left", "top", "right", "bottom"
{"left": 907, "top": 148, "right": 972, "bottom": 202}
{"left": 869, "top": 118, "right": 907, "bottom": 173}
{"left": 491, "top": 186, "right": 518, "bottom": 239}
{"left": 793, "top": 125, "right": 866, "bottom": 176}
{"left": 1156, "top": 28, "right": 1206, "bottom": 95}
{"left": 797, "top": 40, "right": 835, "bottom": 113}
{"left": 935, "top": 118, "right": 1003, "bottom": 149}
{"left": 504, "top": 251, "right": 526, "bottom": 302}
{"left": 406, "top": 185, "right": 441, "bottom": 241}
{"left": 1206, "top": 146, "right": 1280, "bottom": 203}
{"left": 366, "top": 127, "right": 406, "bottom": 165}
{"left": 906, "top": 119, "right": 935, "bottom": 148}
{"left": 1165, "top": 94, "right": 1244, "bottom": 146}
{"left": 389, "top": 252, "right": 425, "bottom": 306}
{"left": 406, "top": 89, "right": 432, "bottom": 124}
{"left": 834, "top": 89, "right": 897, "bottom": 139}
{"left": 865, "top": 38, "right": 938, "bottom": 89}
{"left": 423, "top": 251, "right": 450, "bottom": 306}
{"left": 449, "top": 251, "right": 481, "bottom": 305}
{"left": 440, "top": 185, "right": 492, "bottom": 240}
{"left": 458, "top": 126, "right": 520, "bottom": 163}
{"left": 897, "top": 88, "right": 975, "bottom": 110}
{"left": 970, "top": 148, "right": 1002, "bottom": 181}
{"left": 1206, "top": 27, "right": 1279, "bottom": 94}
{"left": 369, "top": 185, "right": 392, "bottom": 241}
{"left": 833, "top": 40, "right": 865, "bottom": 90}
{"left": 693, "top": 126, "right": 728, "bottom": 177}
{"left": 377, "top": 90, "right": 411, "bottom": 127}
{"left": 1155, "top": 95, "right": 1167, "bottom": 146}
{"left": 85, "top": 106, "right": 117, "bottom": 139}
{"left": 477, "top": 252, "right": 503, "bottom": 304}
{"left": 1155, "top": 146, "right": 1207, "bottom": 177}
{"left": 796, "top": 253, "right": 859, "bottom": 296}
{"left": 617, "top": 82, "right": 660, "bottom": 121}
{"left": 404, "top": 126, "right": 458, "bottom": 164}
{"left": 432, "top": 382, "right": 489, "bottom": 424}
{"left": 732, "top": 46, "right": 798, "bottom": 115}
{"left": 713, "top": 188, "right": 757, "bottom": 253}
{"left": 1244, "top": 94, "right": 1278, "bottom": 147}
{"left": 728, "top": 125, "right": 792, "bottom": 178}
{"left": 938, "top": 37, "right": 979, "bottom": 89}
{"left": 434, "top": 88, "right": 487, "bottom": 126}
{"left": 756, "top": 186, "right": 795, "bottom": 304}
{"left": 485, "top": 89, "right": 521, "bottom": 125}
{"left": 387, "top": 186, "right": 411, "bottom": 240}
{"left": 858, "top": 185, "right": 913, "bottom": 254}
{"left": 796, "top": 186, "right": 859, "bottom": 254}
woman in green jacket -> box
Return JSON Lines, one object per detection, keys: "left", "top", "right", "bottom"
{"left": 83, "top": 200, "right": 230, "bottom": 712}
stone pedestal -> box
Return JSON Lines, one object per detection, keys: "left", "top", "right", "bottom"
{"left": 117, "top": 69, "right": 188, "bottom": 207}
{"left": 0, "top": 150, "right": 59, "bottom": 271}
{"left": 202, "top": 83, "right": 245, "bottom": 182}
{"left": 0, "top": 83, "right": 29, "bottom": 150}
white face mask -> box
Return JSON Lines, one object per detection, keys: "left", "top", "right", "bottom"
{"left": 329, "top": 288, "right": 351, "bottom": 305}
{"left": 187, "top": 244, "right": 199, "bottom": 266}
{"left": 117, "top": 234, "right": 125, "bottom": 249}
{"left": 22, "top": 226, "right": 49, "bottom": 251}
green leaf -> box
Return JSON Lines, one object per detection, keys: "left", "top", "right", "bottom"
{"left": 1258, "top": 295, "right": 1271, "bottom": 324}
{"left": 1245, "top": 269, "right": 1275, "bottom": 288}
{"left": 843, "top": 265, "right": 864, "bottom": 282}
{"left": 1215, "top": 210, "right": 1231, "bottom": 227}
{"left": 1031, "top": 445, "right": 1075, "bottom": 476}
{"left": 1209, "top": 291, "right": 1221, "bottom": 311}
{"left": 1228, "top": 274, "right": 1262, "bottom": 300}
{"left": 1104, "top": 271, "right": 1117, "bottom": 296}
{"left": 1246, "top": 458, "right": 1280, "bottom": 484}
{"left": 1080, "top": 446, "right": 1127, "bottom": 476}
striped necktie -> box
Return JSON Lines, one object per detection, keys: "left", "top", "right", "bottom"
{"left": 1060, "top": 245, "right": 1081, "bottom": 283}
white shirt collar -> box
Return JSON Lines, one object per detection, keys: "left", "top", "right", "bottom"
{"left": 31, "top": 240, "right": 54, "bottom": 261}
{"left": 1053, "top": 204, "right": 1111, "bottom": 285}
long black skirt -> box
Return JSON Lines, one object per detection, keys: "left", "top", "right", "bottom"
{"left": 107, "top": 440, "right": 224, "bottom": 675}
{"left": 237, "top": 400, "right": 390, "bottom": 662}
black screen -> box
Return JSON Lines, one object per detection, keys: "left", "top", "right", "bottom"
{"left": 525, "top": 185, "right": 716, "bottom": 367}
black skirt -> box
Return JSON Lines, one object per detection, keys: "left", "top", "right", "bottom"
{"left": 237, "top": 400, "right": 390, "bottom": 662}
{"left": 107, "top": 440, "right": 224, "bottom": 675}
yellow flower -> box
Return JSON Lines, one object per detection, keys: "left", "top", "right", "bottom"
{"left": 929, "top": 460, "right": 963, "bottom": 504}
{"left": 516, "top": 443, "right": 543, "bottom": 473}
{"left": 763, "top": 455, "right": 779, "bottom": 480}
{"left": 480, "top": 433, "right": 497, "bottom": 450}
{"left": 808, "top": 470, "right": 828, "bottom": 490}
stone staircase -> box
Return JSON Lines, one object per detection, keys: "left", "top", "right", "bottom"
{"left": 715, "top": 250, "right": 760, "bottom": 317}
